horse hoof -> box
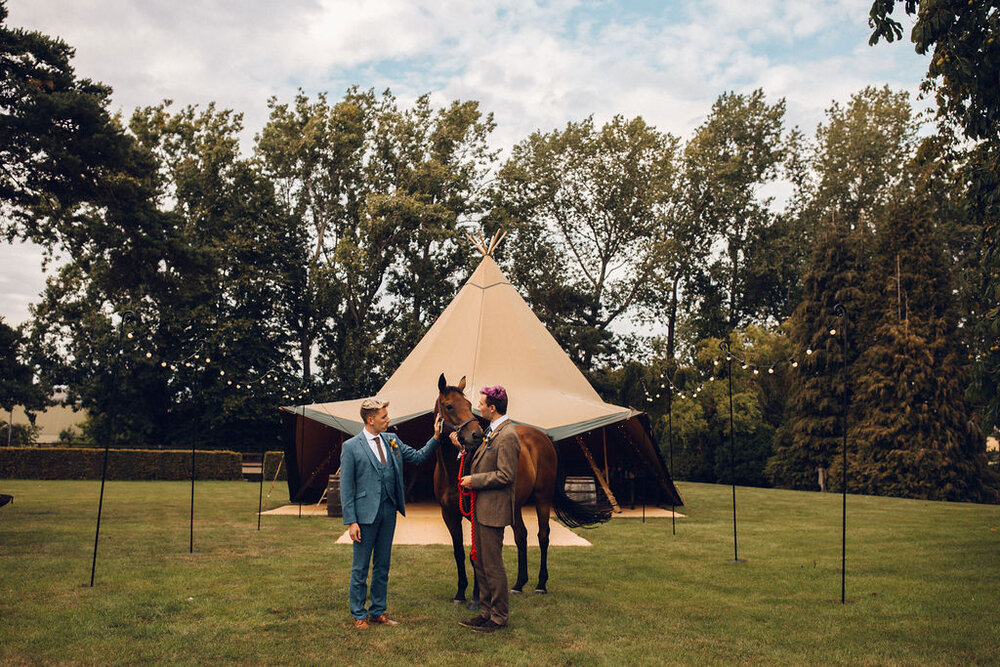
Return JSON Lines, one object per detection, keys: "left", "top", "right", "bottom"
{"left": 509, "top": 588, "right": 522, "bottom": 595}
{"left": 452, "top": 598, "right": 466, "bottom": 605}
{"left": 467, "top": 601, "right": 480, "bottom": 611}
{"left": 534, "top": 588, "right": 547, "bottom": 595}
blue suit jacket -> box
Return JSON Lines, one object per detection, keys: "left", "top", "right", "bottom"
{"left": 339, "top": 430, "right": 440, "bottom": 525}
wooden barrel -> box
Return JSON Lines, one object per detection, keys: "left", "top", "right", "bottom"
{"left": 564, "top": 476, "right": 598, "bottom": 506}
{"left": 326, "top": 474, "right": 342, "bottom": 517}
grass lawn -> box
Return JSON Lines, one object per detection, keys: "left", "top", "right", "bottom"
{"left": 1, "top": 478, "right": 998, "bottom": 665}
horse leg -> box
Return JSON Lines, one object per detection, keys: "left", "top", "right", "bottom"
{"left": 441, "top": 506, "right": 468, "bottom": 603}
{"left": 535, "top": 500, "right": 552, "bottom": 593}
{"left": 510, "top": 506, "right": 529, "bottom": 593}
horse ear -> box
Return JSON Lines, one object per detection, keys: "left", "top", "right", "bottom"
{"left": 438, "top": 373, "right": 447, "bottom": 393}
{"left": 458, "top": 376, "right": 467, "bottom": 392}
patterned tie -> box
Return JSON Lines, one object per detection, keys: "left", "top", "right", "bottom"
{"left": 374, "top": 435, "right": 386, "bottom": 465}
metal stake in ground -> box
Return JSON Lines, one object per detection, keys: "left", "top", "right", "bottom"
{"left": 835, "top": 304, "right": 849, "bottom": 603}
{"left": 189, "top": 434, "right": 196, "bottom": 553}
{"left": 667, "top": 386, "right": 675, "bottom": 536}
{"left": 719, "top": 340, "right": 743, "bottom": 562}
{"left": 90, "top": 309, "right": 136, "bottom": 586}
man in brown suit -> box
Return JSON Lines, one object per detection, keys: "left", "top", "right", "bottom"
{"left": 454, "top": 384, "right": 519, "bottom": 633}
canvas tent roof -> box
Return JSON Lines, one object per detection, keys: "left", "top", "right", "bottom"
{"left": 288, "top": 255, "right": 633, "bottom": 441}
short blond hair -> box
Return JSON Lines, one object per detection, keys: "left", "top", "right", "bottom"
{"left": 360, "top": 398, "right": 389, "bottom": 424}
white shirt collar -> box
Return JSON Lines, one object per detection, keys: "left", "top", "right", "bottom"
{"left": 488, "top": 414, "right": 509, "bottom": 430}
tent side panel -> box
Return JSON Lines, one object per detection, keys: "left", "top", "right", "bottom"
{"left": 282, "top": 410, "right": 347, "bottom": 504}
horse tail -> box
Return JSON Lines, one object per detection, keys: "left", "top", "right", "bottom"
{"left": 551, "top": 441, "right": 613, "bottom": 529}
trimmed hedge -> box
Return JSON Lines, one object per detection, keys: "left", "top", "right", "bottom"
{"left": 0, "top": 447, "right": 242, "bottom": 481}
{"left": 263, "top": 451, "right": 287, "bottom": 481}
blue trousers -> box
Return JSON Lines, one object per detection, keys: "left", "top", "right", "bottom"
{"left": 349, "top": 498, "right": 397, "bottom": 620}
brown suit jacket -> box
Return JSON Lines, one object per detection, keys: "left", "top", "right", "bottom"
{"left": 465, "top": 419, "right": 520, "bottom": 527}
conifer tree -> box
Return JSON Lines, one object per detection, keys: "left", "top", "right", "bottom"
{"left": 767, "top": 223, "right": 863, "bottom": 490}
{"left": 846, "top": 195, "right": 997, "bottom": 502}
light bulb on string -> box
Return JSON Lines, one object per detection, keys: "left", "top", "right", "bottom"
{"left": 829, "top": 329, "right": 837, "bottom": 336}
{"left": 768, "top": 367, "right": 774, "bottom": 374}
{"left": 126, "top": 332, "right": 133, "bottom": 339}
{"left": 145, "top": 352, "right": 152, "bottom": 359}
{"left": 227, "top": 380, "right": 232, "bottom": 386}
{"left": 219, "top": 370, "right": 225, "bottom": 376}
{"left": 792, "top": 361, "right": 799, "bottom": 368}
{"left": 806, "top": 349, "right": 813, "bottom": 355}
{"left": 205, "top": 357, "right": 211, "bottom": 364}
{"left": 753, "top": 368, "right": 759, "bottom": 375}
{"left": 161, "top": 361, "right": 167, "bottom": 368}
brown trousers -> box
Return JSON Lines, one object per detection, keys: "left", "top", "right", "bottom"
{"left": 472, "top": 519, "right": 508, "bottom": 626}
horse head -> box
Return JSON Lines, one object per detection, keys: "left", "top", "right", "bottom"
{"left": 436, "top": 373, "right": 484, "bottom": 449}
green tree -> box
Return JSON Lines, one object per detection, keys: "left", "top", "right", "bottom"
{"left": 846, "top": 195, "right": 996, "bottom": 502}
{"left": 0, "top": 317, "right": 47, "bottom": 432}
{"left": 868, "top": 0, "right": 1000, "bottom": 430}
{"left": 800, "top": 86, "right": 919, "bottom": 233}
{"left": 767, "top": 224, "right": 864, "bottom": 490}
{"left": 256, "top": 89, "right": 495, "bottom": 395}
{"left": 681, "top": 90, "right": 797, "bottom": 340}
{"left": 489, "top": 114, "right": 681, "bottom": 368}
{"left": 0, "top": 3, "right": 157, "bottom": 264}
{"left": 27, "top": 103, "right": 297, "bottom": 449}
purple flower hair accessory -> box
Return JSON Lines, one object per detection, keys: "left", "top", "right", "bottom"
{"left": 481, "top": 385, "right": 507, "bottom": 401}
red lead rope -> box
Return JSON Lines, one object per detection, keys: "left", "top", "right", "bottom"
{"left": 457, "top": 451, "right": 477, "bottom": 562}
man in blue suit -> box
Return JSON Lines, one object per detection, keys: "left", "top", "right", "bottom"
{"left": 340, "top": 397, "right": 443, "bottom": 628}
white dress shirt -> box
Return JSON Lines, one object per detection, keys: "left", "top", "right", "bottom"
{"left": 364, "top": 427, "right": 386, "bottom": 461}
{"left": 486, "top": 414, "right": 509, "bottom": 434}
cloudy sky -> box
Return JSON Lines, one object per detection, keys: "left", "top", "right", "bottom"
{"left": 2, "top": 0, "right": 928, "bottom": 327}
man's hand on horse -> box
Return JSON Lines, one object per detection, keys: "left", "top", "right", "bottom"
{"left": 449, "top": 430, "right": 461, "bottom": 449}
{"left": 434, "top": 414, "right": 443, "bottom": 440}
{"left": 459, "top": 476, "right": 472, "bottom": 489}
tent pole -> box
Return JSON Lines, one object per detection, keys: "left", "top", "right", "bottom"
{"left": 575, "top": 435, "right": 621, "bottom": 513}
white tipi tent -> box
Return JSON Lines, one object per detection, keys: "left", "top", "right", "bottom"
{"left": 281, "top": 237, "right": 680, "bottom": 507}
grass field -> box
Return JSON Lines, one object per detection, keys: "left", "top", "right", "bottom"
{"left": 1, "top": 478, "right": 998, "bottom": 665}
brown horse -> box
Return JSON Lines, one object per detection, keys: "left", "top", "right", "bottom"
{"left": 432, "top": 373, "right": 610, "bottom": 605}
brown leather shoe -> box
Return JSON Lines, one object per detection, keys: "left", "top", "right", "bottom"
{"left": 458, "top": 615, "right": 488, "bottom": 628}
{"left": 368, "top": 614, "right": 399, "bottom": 626}
{"left": 353, "top": 618, "right": 369, "bottom": 629}
{"left": 471, "top": 620, "right": 503, "bottom": 633}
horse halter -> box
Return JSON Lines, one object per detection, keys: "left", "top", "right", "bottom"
{"left": 435, "top": 394, "right": 478, "bottom": 433}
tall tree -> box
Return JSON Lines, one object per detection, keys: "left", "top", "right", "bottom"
{"left": 256, "top": 89, "right": 495, "bottom": 396}
{"left": 801, "top": 86, "right": 918, "bottom": 234}
{"left": 767, "top": 223, "right": 864, "bottom": 490}
{"left": 27, "top": 102, "right": 297, "bottom": 449}
{"left": 869, "top": 0, "right": 1000, "bottom": 430}
{"left": 0, "top": 3, "right": 156, "bottom": 263}
{"left": 489, "top": 114, "right": 681, "bottom": 368}
{"left": 681, "top": 89, "right": 795, "bottom": 340}
{"left": 847, "top": 194, "right": 996, "bottom": 502}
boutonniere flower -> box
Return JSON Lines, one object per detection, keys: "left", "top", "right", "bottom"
{"left": 389, "top": 437, "right": 399, "bottom": 452}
